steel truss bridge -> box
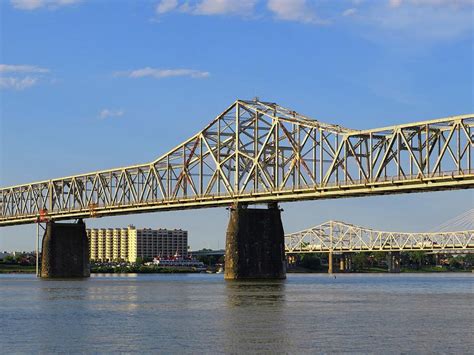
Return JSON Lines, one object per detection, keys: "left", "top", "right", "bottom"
{"left": 285, "top": 220, "right": 474, "bottom": 254}
{"left": 1, "top": 99, "right": 473, "bottom": 226}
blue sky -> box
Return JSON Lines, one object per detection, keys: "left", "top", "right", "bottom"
{"left": 1, "top": 0, "right": 473, "bottom": 251}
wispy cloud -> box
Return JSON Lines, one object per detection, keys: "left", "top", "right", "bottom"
{"left": 10, "top": 0, "right": 81, "bottom": 10}
{"left": 0, "top": 77, "right": 38, "bottom": 90}
{"left": 267, "top": 0, "right": 328, "bottom": 25}
{"left": 0, "top": 64, "right": 50, "bottom": 73}
{"left": 156, "top": 0, "right": 257, "bottom": 16}
{"left": 342, "top": 8, "right": 357, "bottom": 17}
{"left": 153, "top": 0, "right": 472, "bottom": 41}
{"left": 0, "top": 64, "right": 51, "bottom": 90}
{"left": 98, "top": 109, "right": 124, "bottom": 120}
{"left": 189, "top": 0, "right": 257, "bottom": 16}
{"left": 115, "top": 67, "right": 210, "bottom": 79}
{"left": 360, "top": 0, "right": 474, "bottom": 41}
{"left": 156, "top": 0, "right": 178, "bottom": 14}
{"left": 389, "top": 0, "right": 472, "bottom": 8}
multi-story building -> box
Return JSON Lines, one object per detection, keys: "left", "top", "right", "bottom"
{"left": 87, "top": 226, "right": 188, "bottom": 263}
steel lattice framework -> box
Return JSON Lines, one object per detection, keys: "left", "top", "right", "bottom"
{"left": 1, "top": 99, "right": 473, "bottom": 226}
{"left": 285, "top": 221, "right": 474, "bottom": 253}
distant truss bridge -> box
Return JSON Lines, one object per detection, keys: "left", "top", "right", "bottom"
{"left": 285, "top": 210, "right": 474, "bottom": 253}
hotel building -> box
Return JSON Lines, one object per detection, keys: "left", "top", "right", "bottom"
{"left": 87, "top": 226, "right": 188, "bottom": 263}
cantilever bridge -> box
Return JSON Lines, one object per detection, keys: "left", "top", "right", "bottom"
{"left": 285, "top": 218, "right": 474, "bottom": 254}
{"left": 1, "top": 99, "right": 473, "bottom": 227}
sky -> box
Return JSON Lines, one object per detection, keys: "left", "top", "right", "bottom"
{"left": 0, "top": 0, "right": 473, "bottom": 251}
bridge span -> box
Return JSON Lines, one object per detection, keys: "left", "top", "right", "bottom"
{"left": 1, "top": 99, "right": 473, "bottom": 279}
{"left": 285, "top": 220, "right": 474, "bottom": 254}
{"left": 1, "top": 99, "right": 473, "bottom": 227}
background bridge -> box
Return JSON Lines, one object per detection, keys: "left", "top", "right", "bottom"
{"left": 1, "top": 99, "right": 473, "bottom": 227}
{"left": 285, "top": 209, "right": 474, "bottom": 254}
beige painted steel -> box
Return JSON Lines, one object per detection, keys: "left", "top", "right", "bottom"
{"left": 1, "top": 99, "right": 473, "bottom": 227}
{"left": 285, "top": 220, "right": 474, "bottom": 253}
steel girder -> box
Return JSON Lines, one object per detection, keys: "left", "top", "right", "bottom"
{"left": 285, "top": 220, "right": 474, "bottom": 253}
{"left": 1, "top": 99, "right": 473, "bottom": 226}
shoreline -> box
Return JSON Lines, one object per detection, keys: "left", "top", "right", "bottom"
{"left": 1, "top": 266, "right": 472, "bottom": 274}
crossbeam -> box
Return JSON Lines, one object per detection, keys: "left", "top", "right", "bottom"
{"left": 1, "top": 99, "right": 473, "bottom": 226}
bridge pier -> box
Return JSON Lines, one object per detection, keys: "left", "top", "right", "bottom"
{"left": 338, "top": 253, "right": 353, "bottom": 272}
{"left": 224, "top": 203, "right": 286, "bottom": 280}
{"left": 41, "top": 220, "right": 90, "bottom": 278}
{"left": 387, "top": 251, "right": 401, "bottom": 273}
{"left": 328, "top": 251, "right": 334, "bottom": 274}
{"left": 344, "top": 253, "right": 353, "bottom": 272}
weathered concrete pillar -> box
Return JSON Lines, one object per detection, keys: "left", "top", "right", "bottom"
{"left": 328, "top": 251, "right": 333, "bottom": 274}
{"left": 224, "top": 203, "right": 286, "bottom": 280}
{"left": 387, "top": 251, "right": 401, "bottom": 273}
{"left": 41, "top": 220, "right": 90, "bottom": 278}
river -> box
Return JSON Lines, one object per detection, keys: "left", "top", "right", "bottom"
{"left": 0, "top": 273, "right": 472, "bottom": 353}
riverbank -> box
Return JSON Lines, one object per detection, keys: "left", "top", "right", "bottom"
{"left": 287, "top": 266, "right": 472, "bottom": 273}
{"left": 91, "top": 265, "right": 204, "bottom": 273}
{"left": 0, "top": 264, "right": 36, "bottom": 273}
{"left": 2, "top": 264, "right": 472, "bottom": 274}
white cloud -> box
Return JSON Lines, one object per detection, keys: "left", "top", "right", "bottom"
{"left": 116, "top": 67, "right": 210, "bottom": 79}
{"left": 0, "top": 76, "right": 38, "bottom": 90}
{"left": 267, "top": 0, "right": 328, "bottom": 25}
{"left": 156, "top": 0, "right": 178, "bottom": 14}
{"left": 155, "top": 0, "right": 257, "bottom": 17}
{"left": 10, "top": 0, "right": 81, "bottom": 10}
{"left": 0, "top": 64, "right": 51, "bottom": 90}
{"left": 191, "top": 0, "right": 257, "bottom": 16}
{"left": 0, "top": 64, "right": 50, "bottom": 73}
{"left": 389, "top": 0, "right": 403, "bottom": 7}
{"left": 389, "top": 0, "right": 473, "bottom": 8}
{"left": 342, "top": 8, "right": 357, "bottom": 16}
{"left": 98, "top": 109, "right": 124, "bottom": 120}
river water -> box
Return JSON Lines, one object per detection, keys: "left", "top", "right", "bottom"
{"left": 0, "top": 273, "right": 472, "bottom": 353}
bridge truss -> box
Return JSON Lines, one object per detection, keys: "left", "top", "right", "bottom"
{"left": 285, "top": 220, "right": 474, "bottom": 253}
{"left": 1, "top": 99, "right": 473, "bottom": 226}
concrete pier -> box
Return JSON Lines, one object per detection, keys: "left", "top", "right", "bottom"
{"left": 41, "top": 220, "right": 90, "bottom": 278}
{"left": 224, "top": 203, "right": 286, "bottom": 280}
{"left": 387, "top": 251, "right": 401, "bottom": 273}
{"left": 328, "top": 251, "right": 334, "bottom": 274}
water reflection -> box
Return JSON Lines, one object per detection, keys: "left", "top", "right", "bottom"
{"left": 225, "top": 280, "right": 286, "bottom": 307}
{"left": 223, "top": 280, "right": 293, "bottom": 353}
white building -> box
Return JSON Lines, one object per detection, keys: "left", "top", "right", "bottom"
{"left": 87, "top": 226, "right": 188, "bottom": 263}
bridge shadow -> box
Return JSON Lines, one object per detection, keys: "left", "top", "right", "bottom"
{"left": 222, "top": 280, "right": 293, "bottom": 352}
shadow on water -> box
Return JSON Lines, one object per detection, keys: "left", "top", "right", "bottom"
{"left": 222, "top": 279, "right": 293, "bottom": 352}
{"left": 224, "top": 279, "right": 286, "bottom": 307}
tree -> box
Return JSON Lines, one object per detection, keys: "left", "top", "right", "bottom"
{"left": 371, "top": 252, "right": 386, "bottom": 267}
{"left": 353, "top": 253, "right": 368, "bottom": 271}
{"left": 411, "top": 251, "right": 425, "bottom": 268}
{"left": 3, "top": 255, "right": 15, "bottom": 264}
{"left": 448, "top": 256, "right": 462, "bottom": 269}
{"left": 300, "top": 254, "right": 322, "bottom": 271}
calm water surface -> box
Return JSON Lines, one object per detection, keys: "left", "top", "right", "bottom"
{"left": 0, "top": 273, "right": 472, "bottom": 353}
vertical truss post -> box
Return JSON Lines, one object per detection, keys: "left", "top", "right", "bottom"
{"left": 275, "top": 118, "right": 279, "bottom": 188}
{"left": 235, "top": 102, "right": 239, "bottom": 193}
